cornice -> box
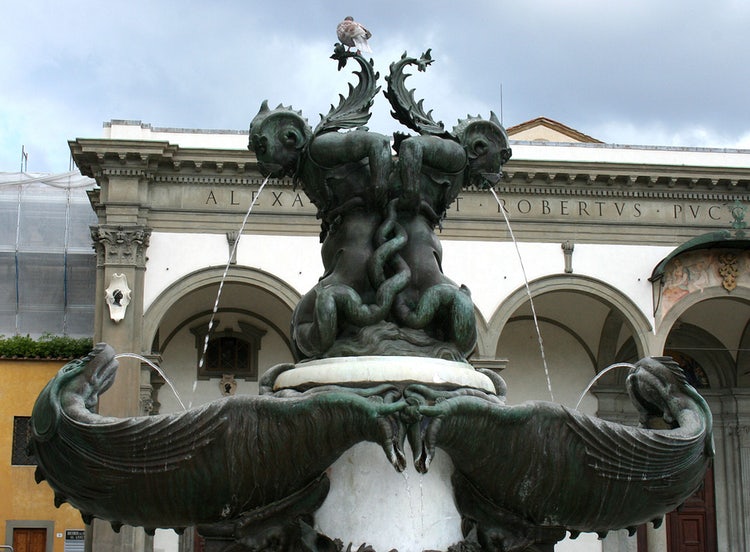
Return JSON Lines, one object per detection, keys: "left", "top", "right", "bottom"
{"left": 487, "top": 183, "right": 746, "bottom": 202}
{"left": 70, "top": 138, "right": 750, "bottom": 194}
{"left": 69, "top": 139, "right": 178, "bottom": 178}
{"left": 165, "top": 148, "right": 258, "bottom": 175}
{"left": 151, "top": 174, "right": 292, "bottom": 187}
{"left": 502, "top": 158, "right": 750, "bottom": 191}
{"left": 69, "top": 139, "right": 259, "bottom": 180}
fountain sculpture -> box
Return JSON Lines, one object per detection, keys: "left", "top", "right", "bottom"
{"left": 28, "top": 45, "right": 713, "bottom": 552}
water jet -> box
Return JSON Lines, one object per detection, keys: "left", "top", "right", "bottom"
{"left": 28, "top": 45, "right": 713, "bottom": 552}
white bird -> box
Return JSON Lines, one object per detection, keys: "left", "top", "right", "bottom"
{"left": 337, "top": 16, "right": 372, "bottom": 54}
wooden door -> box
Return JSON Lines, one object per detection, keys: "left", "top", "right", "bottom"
{"left": 667, "top": 466, "right": 717, "bottom": 552}
{"left": 13, "top": 528, "right": 47, "bottom": 552}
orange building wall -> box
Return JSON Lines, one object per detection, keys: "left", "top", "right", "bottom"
{"left": 1, "top": 359, "right": 85, "bottom": 551}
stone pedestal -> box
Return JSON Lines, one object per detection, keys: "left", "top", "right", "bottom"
{"left": 315, "top": 442, "right": 463, "bottom": 552}
{"left": 276, "top": 356, "right": 498, "bottom": 551}
{"left": 273, "top": 355, "right": 497, "bottom": 393}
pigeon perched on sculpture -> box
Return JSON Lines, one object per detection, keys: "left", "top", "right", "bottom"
{"left": 337, "top": 16, "right": 372, "bottom": 53}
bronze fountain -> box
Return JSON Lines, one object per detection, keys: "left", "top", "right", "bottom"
{"left": 28, "top": 45, "right": 713, "bottom": 552}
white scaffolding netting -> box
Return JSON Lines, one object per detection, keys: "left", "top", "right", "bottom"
{"left": 0, "top": 172, "right": 98, "bottom": 338}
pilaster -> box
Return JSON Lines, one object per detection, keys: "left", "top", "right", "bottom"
{"left": 88, "top": 224, "right": 152, "bottom": 551}
{"left": 705, "top": 389, "right": 750, "bottom": 551}
{"left": 90, "top": 223, "right": 152, "bottom": 413}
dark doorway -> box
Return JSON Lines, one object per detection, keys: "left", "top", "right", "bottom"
{"left": 667, "top": 466, "right": 717, "bottom": 552}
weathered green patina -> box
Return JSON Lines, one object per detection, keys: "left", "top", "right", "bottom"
{"left": 249, "top": 49, "right": 511, "bottom": 362}
{"left": 28, "top": 44, "right": 713, "bottom": 552}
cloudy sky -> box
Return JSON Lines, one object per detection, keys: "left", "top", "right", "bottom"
{"left": 2, "top": 0, "right": 749, "bottom": 173}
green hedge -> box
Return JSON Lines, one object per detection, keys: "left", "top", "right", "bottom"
{"left": 0, "top": 334, "right": 93, "bottom": 359}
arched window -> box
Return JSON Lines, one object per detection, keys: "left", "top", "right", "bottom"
{"left": 191, "top": 320, "right": 266, "bottom": 380}
{"left": 664, "top": 349, "right": 710, "bottom": 389}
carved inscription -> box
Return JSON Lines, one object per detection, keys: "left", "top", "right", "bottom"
{"left": 195, "top": 187, "right": 729, "bottom": 227}
{"left": 487, "top": 197, "right": 644, "bottom": 218}
{"left": 454, "top": 195, "right": 728, "bottom": 225}
{"left": 204, "top": 189, "right": 308, "bottom": 208}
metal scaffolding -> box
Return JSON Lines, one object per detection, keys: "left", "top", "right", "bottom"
{"left": 0, "top": 171, "right": 97, "bottom": 338}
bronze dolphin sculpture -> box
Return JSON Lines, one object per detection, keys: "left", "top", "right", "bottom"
{"left": 409, "top": 356, "right": 713, "bottom": 550}
{"left": 29, "top": 345, "right": 712, "bottom": 551}
{"left": 28, "top": 344, "right": 404, "bottom": 535}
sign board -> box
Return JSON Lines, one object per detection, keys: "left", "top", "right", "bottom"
{"left": 64, "top": 529, "right": 85, "bottom": 552}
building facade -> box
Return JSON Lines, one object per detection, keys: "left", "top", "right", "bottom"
{"left": 0, "top": 172, "right": 95, "bottom": 552}
{"left": 5, "top": 118, "right": 750, "bottom": 552}
{"left": 1, "top": 359, "right": 87, "bottom": 552}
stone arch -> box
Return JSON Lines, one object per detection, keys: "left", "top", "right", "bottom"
{"left": 655, "top": 286, "right": 750, "bottom": 349}
{"left": 482, "top": 274, "right": 653, "bottom": 361}
{"left": 142, "top": 266, "right": 302, "bottom": 354}
{"left": 737, "top": 318, "right": 750, "bottom": 387}
{"left": 655, "top": 287, "right": 750, "bottom": 390}
{"left": 481, "top": 275, "right": 654, "bottom": 408}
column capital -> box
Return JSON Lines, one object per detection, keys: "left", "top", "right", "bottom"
{"left": 91, "top": 224, "right": 151, "bottom": 267}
